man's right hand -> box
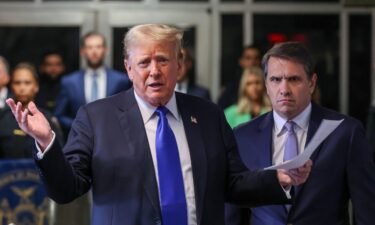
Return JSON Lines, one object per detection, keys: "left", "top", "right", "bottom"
{"left": 277, "top": 159, "right": 313, "bottom": 187}
{"left": 6, "top": 98, "right": 53, "bottom": 151}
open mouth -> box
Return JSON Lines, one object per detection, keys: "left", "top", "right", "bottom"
{"left": 148, "top": 82, "right": 163, "bottom": 88}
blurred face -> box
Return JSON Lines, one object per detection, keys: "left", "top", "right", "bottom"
{"left": 244, "top": 73, "right": 264, "bottom": 102}
{"left": 125, "top": 40, "right": 181, "bottom": 106}
{"left": 0, "top": 62, "right": 10, "bottom": 88}
{"left": 265, "top": 57, "right": 316, "bottom": 120}
{"left": 81, "top": 35, "right": 107, "bottom": 69}
{"left": 239, "top": 48, "right": 261, "bottom": 69}
{"left": 11, "top": 68, "right": 39, "bottom": 105}
{"left": 177, "top": 52, "right": 192, "bottom": 82}
{"left": 41, "top": 54, "right": 65, "bottom": 79}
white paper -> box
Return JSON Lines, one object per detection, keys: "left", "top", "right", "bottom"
{"left": 265, "top": 119, "right": 344, "bottom": 170}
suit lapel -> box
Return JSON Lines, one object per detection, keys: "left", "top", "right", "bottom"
{"left": 306, "top": 104, "right": 325, "bottom": 160}
{"left": 77, "top": 70, "right": 86, "bottom": 104}
{"left": 289, "top": 103, "right": 324, "bottom": 216}
{"left": 176, "top": 94, "right": 207, "bottom": 225}
{"left": 257, "top": 113, "right": 275, "bottom": 168}
{"left": 114, "top": 90, "right": 161, "bottom": 217}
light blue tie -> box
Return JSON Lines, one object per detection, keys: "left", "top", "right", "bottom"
{"left": 284, "top": 121, "right": 298, "bottom": 161}
{"left": 155, "top": 106, "right": 188, "bottom": 225}
{"left": 284, "top": 121, "right": 298, "bottom": 213}
{"left": 91, "top": 72, "right": 98, "bottom": 102}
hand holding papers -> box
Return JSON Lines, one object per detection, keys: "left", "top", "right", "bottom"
{"left": 266, "top": 119, "right": 344, "bottom": 170}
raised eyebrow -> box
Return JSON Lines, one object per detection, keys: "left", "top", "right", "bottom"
{"left": 155, "top": 54, "right": 169, "bottom": 60}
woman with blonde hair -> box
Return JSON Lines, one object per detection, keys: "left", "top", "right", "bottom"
{"left": 224, "top": 66, "right": 271, "bottom": 128}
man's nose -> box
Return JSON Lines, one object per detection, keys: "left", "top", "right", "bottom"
{"left": 279, "top": 79, "right": 291, "bottom": 95}
{"left": 149, "top": 61, "right": 160, "bottom": 77}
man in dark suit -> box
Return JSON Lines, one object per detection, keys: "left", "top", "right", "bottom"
{"left": 175, "top": 48, "right": 211, "bottom": 101}
{"left": 226, "top": 42, "right": 375, "bottom": 225}
{"left": 7, "top": 24, "right": 311, "bottom": 225}
{"left": 55, "top": 31, "right": 132, "bottom": 134}
{"left": 36, "top": 50, "right": 66, "bottom": 114}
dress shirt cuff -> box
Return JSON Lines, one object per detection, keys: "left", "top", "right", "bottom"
{"left": 35, "top": 131, "right": 56, "bottom": 160}
{"left": 281, "top": 185, "right": 292, "bottom": 199}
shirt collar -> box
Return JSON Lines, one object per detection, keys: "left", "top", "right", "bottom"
{"left": 133, "top": 90, "right": 180, "bottom": 124}
{"left": 273, "top": 102, "right": 311, "bottom": 135}
{"left": 87, "top": 66, "right": 105, "bottom": 76}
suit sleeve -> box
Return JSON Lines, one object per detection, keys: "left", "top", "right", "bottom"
{"left": 34, "top": 106, "right": 93, "bottom": 204}
{"left": 221, "top": 110, "right": 289, "bottom": 207}
{"left": 347, "top": 121, "right": 375, "bottom": 225}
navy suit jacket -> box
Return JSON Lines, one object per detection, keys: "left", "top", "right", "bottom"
{"left": 55, "top": 68, "right": 131, "bottom": 131}
{"left": 35, "top": 89, "right": 290, "bottom": 225}
{"left": 227, "top": 103, "right": 375, "bottom": 225}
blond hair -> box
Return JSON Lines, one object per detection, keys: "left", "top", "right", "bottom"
{"left": 237, "top": 67, "right": 271, "bottom": 114}
{"left": 123, "top": 24, "right": 183, "bottom": 60}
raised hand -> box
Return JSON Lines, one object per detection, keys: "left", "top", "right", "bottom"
{"left": 277, "top": 160, "right": 313, "bottom": 187}
{"left": 6, "top": 98, "right": 53, "bottom": 151}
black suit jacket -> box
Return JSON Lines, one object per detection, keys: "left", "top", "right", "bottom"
{"left": 35, "top": 89, "right": 288, "bottom": 225}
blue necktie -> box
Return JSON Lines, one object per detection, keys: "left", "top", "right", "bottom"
{"left": 155, "top": 106, "right": 188, "bottom": 225}
{"left": 91, "top": 72, "right": 98, "bottom": 102}
{"left": 284, "top": 121, "right": 298, "bottom": 161}
{"left": 283, "top": 121, "right": 298, "bottom": 212}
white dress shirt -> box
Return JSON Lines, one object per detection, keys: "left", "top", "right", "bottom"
{"left": 134, "top": 91, "right": 197, "bottom": 225}
{"left": 272, "top": 103, "right": 312, "bottom": 166}
{"left": 84, "top": 67, "right": 107, "bottom": 103}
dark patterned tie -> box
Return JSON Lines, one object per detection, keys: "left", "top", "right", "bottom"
{"left": 155, "top": 106, "right": 187, "bottom": 225}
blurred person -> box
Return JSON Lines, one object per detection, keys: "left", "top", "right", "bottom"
{"left": 6, "top": 24, "right": 312, "bottom": 225}
{"left": 175, "top": 48, "right": 211, "bottom": 101}
{"left": 55, "top": 31, "right": 132, "bottom": 134}
{"left": 0, "top": 56, "right": 11, "bottom": 111}
{"left": 218, "top": 45, "right": 261, "bottom": 109}
{"left": 36, "top": 51, "right": 66, "bottom": 113}
{"left": 224, "top": 67, "right": 271, "bottom": 128}
{"left": 0, "top": 62, "right": 62, "bottom": 158}
{"left": 226, "top": 42, "right": 375, "bottom": 225}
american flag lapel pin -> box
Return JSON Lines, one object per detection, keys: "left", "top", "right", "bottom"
{"left": 191, "top": 116, "right": 198, "bottom": 124}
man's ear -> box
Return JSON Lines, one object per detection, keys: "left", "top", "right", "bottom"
{"left": 309, "top": 73, "right": 318, "bottom": 94}
{"left": 124, "top": 59, "right": 133, "bottom": 81}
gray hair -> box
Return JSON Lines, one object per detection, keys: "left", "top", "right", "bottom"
{"left": 123, "top": 24, "right": 183, "bottom": 60}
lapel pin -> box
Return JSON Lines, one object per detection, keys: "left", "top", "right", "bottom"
{"left": 191, "top": 116, "right": 198, "bottom": 124}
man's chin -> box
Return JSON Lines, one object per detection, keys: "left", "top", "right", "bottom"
{"left": 87, "top": 60, "right": 103, "bottom": 69}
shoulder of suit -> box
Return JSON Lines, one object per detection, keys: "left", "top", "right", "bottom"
{"left": 234, "top": 111, "right": 271, "bottom": 133}
{"left": 106, "top": 68, "right": 127, "bottom": 77}
{"left": 61, "top": 70, "right": 84, "bottom": 82}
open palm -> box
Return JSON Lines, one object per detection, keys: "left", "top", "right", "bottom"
{"left": 6, "top": 98, "right": 53, "bottom": 150}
